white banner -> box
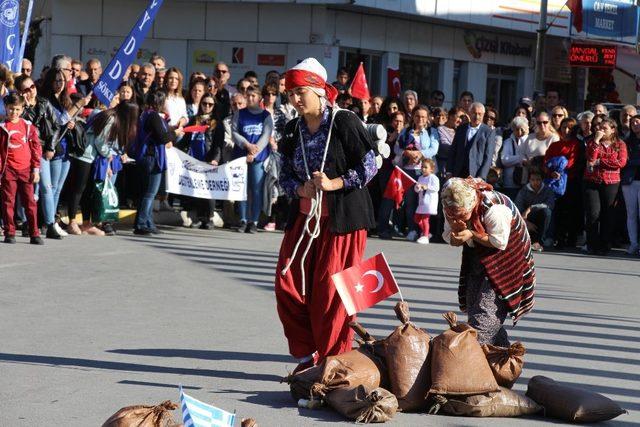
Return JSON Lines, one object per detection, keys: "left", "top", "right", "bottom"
{"left": 165, "top": 148, "right": 247, "bottom": 201}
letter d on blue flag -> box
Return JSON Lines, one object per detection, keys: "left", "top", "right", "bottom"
{"left": 0, "top": 0, "right": 20, "bottom": 71}
{"left": 93, "top": 0, "right": 164, "bottom": 106}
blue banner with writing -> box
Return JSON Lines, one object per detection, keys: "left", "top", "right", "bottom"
{"left": 93, "top": 0, "right": 164, "bottom": 106}
{"left": 0, "top": 0, "right": 21, "bottom": 72}
{"left": 573, "top": 0, "right": 639, "bottom": 45}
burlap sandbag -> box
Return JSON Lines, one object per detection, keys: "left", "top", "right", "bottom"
{"left": 526, "top": 375, "right": 627, "bottom": 423}
{"left": 102, "top": 401, "right": 179, "bottom": 427}
{"left": 428, "top": 312, "right": 499, "bottom": 396}
{"left": 383, "top": 301, "right": 431, "bottom": 412}
{"left": 282, "top": 364, "right": 323, "bottom": 401}
{"left": 482, "top": 342, "right": 525, "bottom": 388}
{"left": 310, "top": 348, "right": 387, "bottom": 398}
{"left": 325, "top": 386, "right": 398, "bottom": 423}
{"left": 432, "top": 386, "right": 542, "bottom": 417}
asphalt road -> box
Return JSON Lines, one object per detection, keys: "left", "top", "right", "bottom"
{"left": 1, "top": 226, "right": 638, "bottom": 426}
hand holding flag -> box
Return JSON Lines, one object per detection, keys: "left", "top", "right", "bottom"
{"left": 332, "top": 253, "right": 401, "bottom": 316}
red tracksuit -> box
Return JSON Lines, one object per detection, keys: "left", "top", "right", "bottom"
{"left": 0, "top": 119, "right": 42, "bottom": 237}
{"left": 275, "top": 213, "right": 367, "bottom": 363}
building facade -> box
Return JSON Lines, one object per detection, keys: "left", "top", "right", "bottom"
{"left": 34, "top": 0, "right": 635, "bottom": 117}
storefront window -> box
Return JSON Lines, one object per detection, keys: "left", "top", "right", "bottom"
{"left": 338, "top": 50, "right": 381, "bottom": 96}
{"left": 399, "top": 56, "right": 439, "bottom": 104}
{"left": 486, "top": 65, "right": 518, "bottom": 126}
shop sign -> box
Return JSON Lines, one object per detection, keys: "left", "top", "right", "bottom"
{"left": 193, "top": 50, "right": 216, "bottom": 65}
{"left": 569, "top": 43, "right": 617, "bottom": 68}
{"left": 257, "top": 54, "right": 285, "bottom": 66}
{"left": 572, "top": 0, "right": 639, "bottom": 45}
{"left": 463, "top": 31, "right": 533, "bottom": 59}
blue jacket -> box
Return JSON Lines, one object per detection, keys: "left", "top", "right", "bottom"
{"left": 544, "top": 156, "right": 568, "bottom": 197}
{"left": 447, "top": 123, "right": 496, "bottom": 180}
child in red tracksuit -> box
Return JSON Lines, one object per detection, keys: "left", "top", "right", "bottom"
{"left": 0, "top": 93, "right": 43, "bottom": 244}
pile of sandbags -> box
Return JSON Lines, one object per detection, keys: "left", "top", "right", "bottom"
{"left": 427, "top": 312, "right": 540, "bottom": 418}
{"left": 283, "top": 305, "right": 626, "bottom": 424}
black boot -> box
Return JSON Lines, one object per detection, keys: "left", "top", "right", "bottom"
{"left": 46, "top": 224, "right": 63, "bottom": 239}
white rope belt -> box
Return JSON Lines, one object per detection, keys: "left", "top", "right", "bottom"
{"left": 280, "top": 109, "right": 338, "bottom": 300}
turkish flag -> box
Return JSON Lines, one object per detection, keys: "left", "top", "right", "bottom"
{"left": 332, "top": 253, "right": 399, "bottom": 316}
{"left": 387, "top": 68, "right": 401, "bottom": 98}
{"left": 183, "top": 125, "right": 209, "bottom": 133}
{"left": 350, "top": 62, "right": 371, "bottom": 100}
{"left": 567, "top": 0, "right": 583, "bottom": 33}
{"left": 383, "top": 166, "right": 417, "bottom": 209}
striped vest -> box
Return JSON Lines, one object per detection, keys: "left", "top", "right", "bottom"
{"left": 459, "top": 191, "right": 536, "bottom": 323}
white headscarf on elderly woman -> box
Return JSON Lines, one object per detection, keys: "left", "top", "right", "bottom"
{"left": 441, "top": 177, "right": 494, "bottom": 236}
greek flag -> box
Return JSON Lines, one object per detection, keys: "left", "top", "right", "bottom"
{"left": 180, "top": 387, "right": 236, "bottom": 427}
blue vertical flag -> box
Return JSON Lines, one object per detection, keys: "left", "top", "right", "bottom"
{"left": 93, "top": 0, "right": 164, "bottom": 106}
{"left": 0, "top": 0, "right": 21, "bottom": 71}
{"left": 180, "top": 387, "right": 236, "bottom": 427}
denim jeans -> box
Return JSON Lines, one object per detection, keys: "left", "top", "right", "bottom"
{"left": 135, "top": 167, "right": 162, "bottom": 231}
{"left": 50, "top": 158, "right": 71, "bottom": 216}
{"left": 37, "top": 157, "right": 56, "bottom": 224}
{"left": 528, "top": 207, "right": 553, "bottom": 244}
{"left": 238, "top": 160, "right": 265, "bottom": 224}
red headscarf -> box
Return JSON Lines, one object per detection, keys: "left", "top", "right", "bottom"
{"left": 284, "top": 69, "right": 338, "bottom": 106}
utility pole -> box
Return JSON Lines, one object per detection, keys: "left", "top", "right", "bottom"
{"left": 534, "top": 0, "right": 548, "bottom": 94}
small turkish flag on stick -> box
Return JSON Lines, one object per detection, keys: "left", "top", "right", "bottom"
{"left": 332, "top": 253, "right": 403, "bottom": 316}
{"left": 349, "top": 62, "right": 371, "bottom": 100}
{"left": 383, "top": 165, "right": 417, "bottom": 209}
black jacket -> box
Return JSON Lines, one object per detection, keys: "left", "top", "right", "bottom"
{"left": 280, "top": 108, "right": 377, "bottom": 234}
{"left": 22, "top": 96, "right": 60, "bottom": 152}
{"left": 622, "top": 132, "right": 640, "bottom": 185}
{"left": 178, "top": 115, "right": 224, "bottom": 164}
{"left": 215, "top": 88, "right": 231, "bottom": 120}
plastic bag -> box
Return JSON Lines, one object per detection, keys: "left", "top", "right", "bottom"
{"left": 325, "top": 386, "right": 398, "bottom": 423}
{"left": 482, "top": 342, "right": 525, "bottom": 388}
{"left": 432, "top": 387, "right": 542, "bottom": 417}
{"left": 310, "top": 348, "right": 387, "bottom": 399}
{"left": 428, "top": 312, "right": 499, "bottom": 396}
{"left": 526, "top": 375, "right": 626, "bottom": 423}
{"left": 93, "top": 179, "right": 120, "bottom": 223}
{"left": 383, "top": 301, "right": 431, "bottom": 411}
{"left": 102, "top": 401, "right": 179, "bottom": 427}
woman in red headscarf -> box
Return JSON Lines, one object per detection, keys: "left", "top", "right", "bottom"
{"left": 441, "top": 177, "right": 536, "bottom": 346}
{"left": 275, "top": 58, "right": 378, "bottom": 371}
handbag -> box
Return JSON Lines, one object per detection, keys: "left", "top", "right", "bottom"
{"left": 92, "top": 180, "right": 120, "bottom": 223}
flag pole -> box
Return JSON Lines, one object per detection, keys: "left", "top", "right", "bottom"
{"left": 381, "top": 252, "right": 404, "bottom": 302}
{"left": 17, "top": 0, "right": 35, "bottom": 73}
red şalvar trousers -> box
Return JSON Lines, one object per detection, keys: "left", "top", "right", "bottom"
{"left": 275, "top": 213, "right": 367, "bottom": 362}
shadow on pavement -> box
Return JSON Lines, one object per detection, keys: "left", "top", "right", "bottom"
{"left": 108, "top": 348, "right": 291, "bottom": 363}
{"left": 0, "top": 352, "right": 281, "bottom": 382}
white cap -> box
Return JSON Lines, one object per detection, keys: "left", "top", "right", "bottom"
{"left": 291, "top": 57, "right": 328, "bottom": 83}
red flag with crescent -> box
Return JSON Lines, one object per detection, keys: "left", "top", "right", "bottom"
{"left": 332, "top": 253, "right": 399, "bottom": 316}
{"left": 350, "top": 62, "right": 371, "bottom": 100}
{"left": 383, "top": 165, "right": 417, "bottom": 209}
{"left": 387, "top": 67, "right": 401, "bottom": 98}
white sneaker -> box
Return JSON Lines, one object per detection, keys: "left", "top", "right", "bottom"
{"left": 627, "top": 244, "right": 639, "bottom": 255}
{"left": 212, "top": 211, "right": 224, "bottom": 228}
{"left": 180, "top": 210, "right": 192, "bottom": 228}
{"left": 417, "top": 236, "right": 430, "bottom": 244}
{"left": 54, "top": 222, "right": 68, "bottom": 237}
{"left": 406, "top": 230, "right": 418, "bottom": 241}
